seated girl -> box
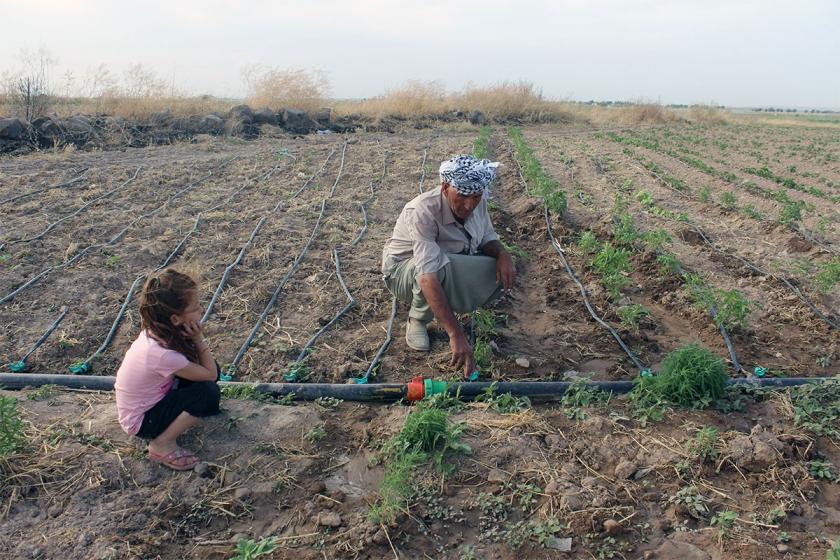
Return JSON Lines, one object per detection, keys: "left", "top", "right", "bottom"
{"left": 115, "top": 268, "right": 220, "bottom": 470}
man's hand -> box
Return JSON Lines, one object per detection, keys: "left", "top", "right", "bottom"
{"left": 449, "top": 329, "right": 475, "bottom": 379}
{"left": 496, "top": 252, "right": 515, "bottom": 291}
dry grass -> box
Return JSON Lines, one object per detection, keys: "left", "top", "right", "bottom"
{"left": 687, "top": 104, "right": 730, "bottom": 125}
{"left": 243, "top": 66, "right": 330, "bottom": 114}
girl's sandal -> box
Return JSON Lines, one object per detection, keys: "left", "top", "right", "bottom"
{"left": 148, "top": 447, "right": 198, "bottom": 471}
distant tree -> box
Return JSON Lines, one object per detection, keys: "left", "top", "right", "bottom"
{"left": 2, "top": 47, "right": 56, "bottom": 121}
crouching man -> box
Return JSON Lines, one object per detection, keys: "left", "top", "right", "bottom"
{"left": 381, "top": 154, "right": 515, "bottom": 378}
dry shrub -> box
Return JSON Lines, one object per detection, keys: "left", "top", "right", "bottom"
{"left": 619, "top": 102, "right": 679, "bottom": 124}
{"left": 687, "top": 104, "right": 730, "bottom": 125}
{"left": 243, "top": 66, "right": 330, "bottom": 114}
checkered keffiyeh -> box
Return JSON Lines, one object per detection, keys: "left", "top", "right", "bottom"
{"left": 439, "top": 155, "right": 500, "bottom": 196}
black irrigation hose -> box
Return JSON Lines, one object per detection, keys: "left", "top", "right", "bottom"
{"left": 350, "top": 180, "right": 375, "bottom": 247}
{"left": 0, "top": 156, "right": 238, "bottom": 306}
{"left": 359, "top": 297, "right": 398, "bottom": 384}
{"left": 229, "top": 198, "right": 328, "bottom": 373}
{"left": 7, "top": 166, "right": 143, "bottom": 245}
{"left": 418, "top": 148, "right": 428, "bottom": 193}
{"left": 4, "top": 374, "right": 833, "bottom": 401}
{"left": 293, "top": 249, "right": 357, "bottom": 364}
{"left": 7, "top": 306, "right": 69, "bottom": 372}
{"left": 543, "top": 204, "right": 647, "bottom": 372}
{"left": 329, "top": 141, "right": 349, "bottom": 198}
{"left": 690, "top": 225, "right": 840, "bottom": 331}
{"left": 203, "top": 148, "right": 334, "bottom": 323}
{"left": 0, "top": 169, "right": 89, "bottom": 206}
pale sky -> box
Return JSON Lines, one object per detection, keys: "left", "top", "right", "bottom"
{"left": 2, "top": 0, "right": 838, "bottom": 108}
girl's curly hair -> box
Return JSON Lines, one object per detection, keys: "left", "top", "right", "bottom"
{"left": 139, "top": 268, "right": 199, "bottom": 362}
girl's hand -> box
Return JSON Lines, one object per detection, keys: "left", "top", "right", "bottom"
{"left": 182, "top": 320, "right": 203, "bottom": 342}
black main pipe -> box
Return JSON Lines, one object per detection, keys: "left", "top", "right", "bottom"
{"left": 0, "top": 374, "right": 833, "bottom": 402}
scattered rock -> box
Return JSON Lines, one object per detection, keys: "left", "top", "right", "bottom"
{"left": 545, "top": 536, "right": 572, "bottom": 551}
{"left": 193, "top": 461, "right": 212, "bottom": 477}
{"left": 560, "top": 492, "right": 585, "bottom": 511}
{"left": 614, "top": 460, "right": 636, "bottom": 479}
{"left": 371, "top": 527, "right": 388, "bottom": 545}
{"left": 653, "top": 539, "right": 711, "bottom": 560}
{"left": 776, "top": 544, "right": 789, "bottom": 553}
{"left": 317, "top": 511, "right": 343, "bottom": 527}
{"left": 581, "top": 415, "right": 607, "bottom": 434}
{"left": 487, "top": 468, "right": 507, "bottom": 483}
{"left": 48, "top": 503, "right": 63, "bottom": 518}
{"left": 198, "top": 114, "right": 225, "bottom": 135}
{"left": 283, "top": 108, "right": 318, "bottom": 134}
{"left": 468, "top": 110, "right": 486, "bottom": 125}
{"left": 252, "top": 108, "right": 278, "bottom": 126}
{"left": 725, "top": 424, "right": 783, "bottom": 472}
{"left": 544, "top": 478, "right": 560, "bottom": 495}
{"left": 515, "top": 357, "right": 530, "bottom": 368}
{"left": 315, "top": 108, "right": 332, "bottom": 126}
{"left": 602, "top": 519, "right": 622, "bottom": 536}
{"left": 0, "top": 117, "right": 29, "bottom": 141}
{"left": 545, "top": 434, "right": 566, "bottom": 450}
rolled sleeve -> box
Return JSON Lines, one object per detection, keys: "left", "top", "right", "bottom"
{"left": 410, "top": 210, "right": 449, "bottom": 275}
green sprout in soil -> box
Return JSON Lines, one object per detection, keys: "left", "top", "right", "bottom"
{"left": 808, "top": 459, "right": 837, "bottom": 481}
{"left": 815, "top": 259, "right": 840, "bottom": 292}
{"left": 720, "top": 191, "right": 738, "bottom": 209}
{"left": 671, "top": 484, "right": 709, "bottom": 517}
{"left": 561, "top": 378, "right": 609, "bottom": 420}
{"left": 509, "top": 127, "right": 567, "bottom": 214}
{"left": 314, "top": 396, "right": 343, "bottom": 410}
{"left": 617, "top": 304, "right": 650, "bottom": 332}
{"left": 591, "top": 243, "right": 632, "bottom": 299}
{"left": 230, "top": 536, "right": 277, "bottom": 560}
{"left": 0, "top": 396, "right": 25, "bottom": 454}
{"left": 689, "top": 426, "right": 720, "bottom": 462}
{"left": 473, "top": 126, "right": 492, "bottom": 159}
{"left": 578, "top": 231, "right": 600, "bottom": 253}
{"left": 304, "top": 425, "right": 327, "bottom": 443}
{"left": 502, "top": 241, "right": 528, "bottom": 262}
{"left": 686, "top": 274, "right": 756, "bottom": 331}
{"left": 27, "top": 384, "right": 59, "bottom": 402}
{"left": 630, "top": 344, "right": 727, "bottom": 423}
{"left": 656, "top": 253, "right": 682, "bottom": 276}
{"left": 476, "top": 382, "right": 531, "bottom": 413}
{"left": 369, "top": 407, "right": 471, "bottom": 524}
{"left": 698, "top": 185, "right": 712, "bottom": 202}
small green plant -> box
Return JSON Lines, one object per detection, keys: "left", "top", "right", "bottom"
{"left": 765, "top": 507, "right": 787, "bottom": 525}
{"left": 591, "top": 243, "right": 632, "bottom": 299}
{"left": 789, "top": 378, "right": 840, "bottom": 442}
{"left": 672, "top": 485, "right": 709, "bottom": 517}
{"left": 778, "top": 200, "right": 805, "bottom": 225}
{"left": 828, "top": 540, "right": 840, "bottom": 560}
{"left": 656, "top": 253, "right": 682, "bottom": 275}
{"left": 314, "top": 396, "right": 343, "bottom": 410}
{"left": 817, "top": 355, "right": 833, "bottom": 368}
{"left": 640, "top": 229, "right": 672, "bottom": 251}
{"left": 777, "top": 531, "right": 791, "bottom": 543}
{"left": 720, "top": 191, "right": 738, "bottom": 209}
{"left": 686, "top": 275, "right": 755, "bottom": 330}
{"left": 473, "top": 126, "right": 492, "bottom": 159}
{"left": 304, "top": 425, "right": 327, "bottom": 443}
{"left": 631, "top": 344, "right": 727, "bottom": 418}
{"left": 578, "top": 231, "right": 600, "bottom": 253}
{"left": 27, "top": 384, "right": 59, "bottom": 401}
{"left": 477, "top": 382, "right": 531, "bottom": 413}
{"left": 689, "top": 426, "right": 719, "bottom": 461}
{"left": 711, "top": 510, "right": 738, "bottom": 529}
{"left": 698, "top": 185, "right": 712, "bottom": 202}
{"left": 742, "top": 204, "right": 764, "bottom": 220}
{"left": 230, "top": 536, "right": 277, "bottom": 560}
{"left": 617, "top": 304, "right": 650, "bottom": 332}
{"left": 808, "top": 459, "right": 836, "bottom": 480}
{"left": 815, "top": 260, "right": 840, "bottom": 292}
{"left": 502, "top": 241, "right": 528, "bottom": 261}
{"left": 561, "top": 379, "right": 608, "bottom": 420}
{"left": 104, "top": 254, "right": 121, "bottom": 268}
{"left": 0, "top": 396, "right": 25, "bottom": 454}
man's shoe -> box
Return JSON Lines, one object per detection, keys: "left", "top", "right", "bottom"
{"left": 405, "top": 318, "right": 430, "bottom": 351}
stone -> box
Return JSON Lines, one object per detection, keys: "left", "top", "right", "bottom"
{"left": 487, "top": 468, "right": 506, "bottom": 483}
{"left": 193, "top": 461, "right": 212, "bottom": 477}
{"left": 545, "top": 537, "right": 572, "bottom": 551}
{"left": 560, "top": 493, "right": 585, "bottom": 511}
{"left": 613, "top": 460, "right": 636, "bottom": 479}
{"left": 252, "top": 108, "right": 278, "bottom": 126}
{"left": 198, "top": 114, "right": 224, "bottom": 135}
{"left": 228, "top": 104, "right": 254, "bottom": 122}
{"left": 602, "top": 519, "right": 622, "bottom": 536}
{"left": 0, "top": 117, "right": 29, "bottom": 140}
{"left": 515, "top": 357, "right": 530, "bottom": 368}
{"left": 725, "top": 425, "right": 783, "bottom": 472}
{"left": 544, "top": 478, "right": 560, "bottom": 495}
{"left": 776, "top": 544, "right": 789, "bottom": 553}
{"left": 282, "top": 108, "right": 318, "bottom": 134}
{"left": 64, "top": 115, "right": 92, "bottom": 136}
{"left": 315, "top": 107, "right": 331, "bottom": 126}
{"left": 317, "top": 511, "right": 343, "bottom": 527}
{"left": 468, "top": 110, "right": 486, "bottom": 125}
{"left": 653, "top": 540, "right": 711, "bottom": 560}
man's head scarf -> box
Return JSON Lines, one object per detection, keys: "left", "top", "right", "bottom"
{"left": 439, "top": 155, "right": 500, "bottom": 196}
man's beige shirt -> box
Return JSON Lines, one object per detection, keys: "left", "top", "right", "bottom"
{"left": 381, "top": 185, "right": 499, "bottom": 277}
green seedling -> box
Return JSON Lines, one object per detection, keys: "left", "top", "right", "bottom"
{"left": 720, "top": 191, "right": 738, "bottom": 209}
{"left": 27, "top": 384, "right": 59, "bottom": 401}
{"left": 689, "top": 426, "right": 719, "bottom": 461}
{"left": 617, "top": 304, "right": 649, "bottom": 332}
{"left": 231, "top": 536, "right": 277, "bottom": 560}
{"left": 808, "top": 459, "right": 836, "bottom": 480}
{"left": 698, "top": 186, "right": 712, "bottom": 202}
{"left": 815, "top": 260, "right": 840, "bottom": 292}
{"left": 578, "top": 231, "right": 600, "bottom": 253}
{"left": 314, "top": 396, "right": 343, "bottom": 410}
{"left": 592, "top": 243, "right": 632, "bottom": 299}
{"left": 473, "top": 126, "right": 492, "bottom": 159}
{"left": 0, "top": 396, "right": 25, "bottom": 454}
{"left": 561, "top": 378, "right": 608, "bottom": 420}
{"left": 672, "top": 485, "right": 709, "bottom": 517}
{"left": 304, "top": 425, "right": 327, "bottom": 443}
{"left": 477, "top": 382, "right": 531, "bottom": 413}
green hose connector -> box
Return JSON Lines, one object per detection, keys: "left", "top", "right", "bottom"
{"left": 423, "top": 378, "right": 448, "bottom": 398}
{"left": 754, "top": 366, "right": 766, "bottom": 377}
{"left": 8, "top": 360, "right": 26, "bottom": 373}
{"left": 469, "top": 371, "right": 480, "bottom": 382}
{"left": 69, "top": 362, "right": 90, "bottom": 374}
{"left": 640, "top": 369, "right": 653, "bottom": 377}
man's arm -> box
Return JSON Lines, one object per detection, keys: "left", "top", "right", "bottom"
{"left": 418, "top": 273, "right": 475, "bottom": 377}
{"left": 480, "top": 240, "right": 515, "bottom": 291}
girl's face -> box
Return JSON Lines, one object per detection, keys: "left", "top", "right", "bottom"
{"left": 170, "top": 290, "right": 202, "bottom": 328}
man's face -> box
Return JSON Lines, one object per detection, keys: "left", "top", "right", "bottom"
{"left": 442, "top": 182, "right": 482, "bottom": 221}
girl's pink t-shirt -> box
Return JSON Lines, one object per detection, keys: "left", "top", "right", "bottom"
{"left": 115, "top": 330, "right": 190, "bottom": 435}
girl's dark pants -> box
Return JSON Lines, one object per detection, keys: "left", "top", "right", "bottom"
{"left": 136, "top": 364, "right": 221, "bottom": 439}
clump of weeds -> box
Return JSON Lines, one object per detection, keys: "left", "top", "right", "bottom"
{"left": 617, "top": 303, "right": 650, "bottom": 332}
{"left": 0, "top": 396, "right": 25, "bottom": 454}
{"left": 476, "top": 382, "right": 531, "bottom": 413}
{"left": 688, "top": 426, "right": 720, "bottom": 462}
{"left": 561, "top": 378, "right": 609, "bottom": 420}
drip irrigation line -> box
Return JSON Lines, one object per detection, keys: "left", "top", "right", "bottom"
{"left": 0, "top": 156, "right": 238, "bottom": 306}
{"left": 292, "top": 249, "right": 357, "bottom": 365}
{"left": 204, "top": 148, "right": 334, "bottom": 323}
{"left": 690, "top": 225, "right": 840, "bottom": 331}
{"left": 357, "top": 297, "right": 398, "bottom": 384}
{"left": 350, "top": 180, "right": 376, "bottom": 247}
{"left": 329, "top": 141, "right": 349, "bottom": 198}
{"left": 0, "top": 169, "right": 89, "bottom": 206}
{"left": 419, "top": 149, "right": 428, "bottom": 193}
{"left": 7, "top": 167, "right": 143, "bottom": 246}
{"left": 69, "top": 274, "right": 145, "bottom": 374}
{"left": 229, "top": 198, "right": 328, "bottom": 375}
{"left": 68, "top": 162, "right": 285, "bottom": 373}
{"left": 510, "top": 142, "right": 646, "bottom": 373}
{"left": 543, "top": 204, "right": 647, "bottom": 372}
{"left": 7, "top": 306, "right": 69, "bottom": 372}
{"left": 202, "top": 217, "right": 266, "bottom": 324}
